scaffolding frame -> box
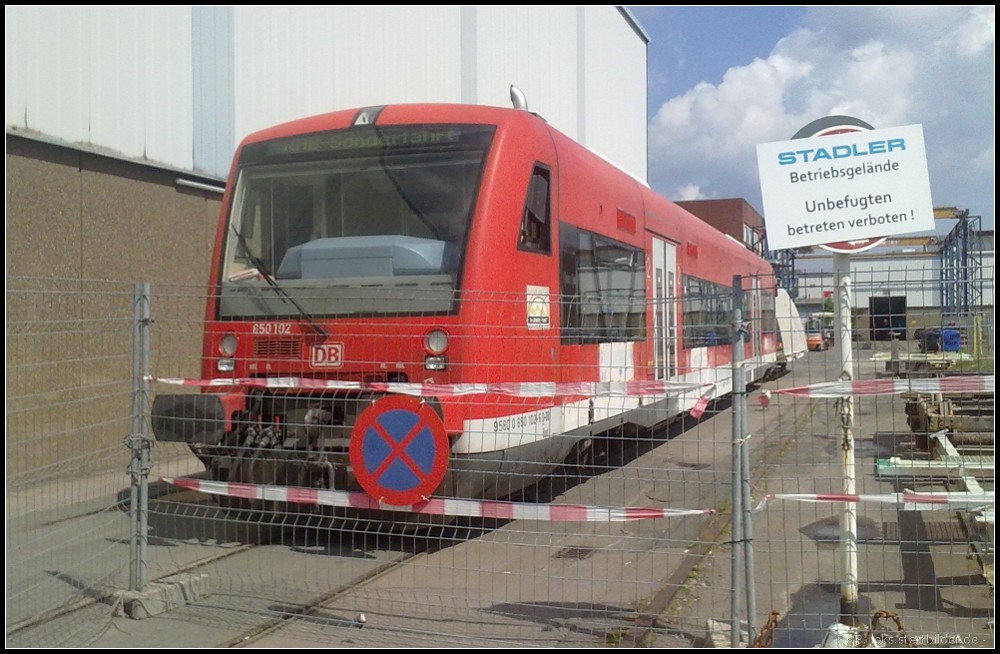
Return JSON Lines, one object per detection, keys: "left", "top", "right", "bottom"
{"left": 939, "top": 208, "right": 984, "bottom": 317}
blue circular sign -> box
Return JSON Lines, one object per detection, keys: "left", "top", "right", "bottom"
{"left": 349, "top": 395, "right": 449, "bottom": 506}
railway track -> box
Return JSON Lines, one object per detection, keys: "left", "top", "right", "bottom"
{"left": 219, "top": 549, "right": 422, "bottom": 647}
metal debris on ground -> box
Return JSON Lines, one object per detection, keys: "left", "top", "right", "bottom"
{"left": 751, "top": 610, "right": 780, "bottom": 648}
{"left": 858, "top": 610, "right": 916, "bottom": 648}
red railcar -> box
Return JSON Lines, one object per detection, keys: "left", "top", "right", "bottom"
{"left": 152, "top": 103, "right": 779, "bottom": 505}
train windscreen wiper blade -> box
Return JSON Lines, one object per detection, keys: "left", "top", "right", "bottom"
{"left": 375, "top": 126, "right": 442, "bottom": 240}
{"left": 229, "top": 225, "right": 328, "bottom": 339}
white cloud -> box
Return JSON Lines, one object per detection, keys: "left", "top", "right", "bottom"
{"left": 940, "top": 5, "right": 995, "bottom": 57}
{"left": 675, "top": 184, "right": 707, "bottom": 201}
{"left": 648, "top": 6, "right": 995, "bottom": 226}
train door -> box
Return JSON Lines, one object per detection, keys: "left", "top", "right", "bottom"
{"left": 651, "top": 237, "right": 678, "bottom": 380}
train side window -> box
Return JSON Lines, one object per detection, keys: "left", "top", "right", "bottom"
{"left": 681, "top": 274, "right": 733, "bottom": 348}
{"left": 518, "top": 164, "right": 551, "bottom": 254}
{"left": 762, "top": 288, "right": 777, "bottom": 336}
{"left": 560, "top": 223, "right": 646, "bottom": 344}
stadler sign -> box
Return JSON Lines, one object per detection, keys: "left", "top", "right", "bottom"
{"left": 757, "top": 122, "right": 935, "bottom": 251}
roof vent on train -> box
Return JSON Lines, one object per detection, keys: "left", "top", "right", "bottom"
{"left": 351, "top": 106, "right": 386, "bottom": 126}
{"left": 510, "top": 85, "right": 528, "bottom": 111}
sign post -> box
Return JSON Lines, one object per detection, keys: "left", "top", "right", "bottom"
{"left": 832, "top": 250, "right": 858, "bottom": 625}
{"left": 757, "top": 116, "right": 935, "bottom": 632}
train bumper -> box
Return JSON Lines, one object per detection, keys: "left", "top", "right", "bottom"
{"left": 151, "top": 393, "right": 244, "bottom": 445}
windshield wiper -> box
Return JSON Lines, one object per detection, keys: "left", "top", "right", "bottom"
{"left": 229, "top": 225, "right": 328, "bottom": 339}
{"left": 375, "top": 126, "right": 443, "bottom": 240}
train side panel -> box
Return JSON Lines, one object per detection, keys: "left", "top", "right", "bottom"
{"left": 446, "top": 110, "right": 564, "bottom": 455}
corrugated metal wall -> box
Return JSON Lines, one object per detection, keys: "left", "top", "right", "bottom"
{"left": 474, "top": 7, "right": 579, "bottom": 139}
{"left": 850, "top": 256, "right": 943, "bottom": 308}
{"left": 581, "top": 6, "right": 647, "bottom": 181}
{"left": 192, "top": 6, "right": 235, "bottom": 177}
{"left": 796, "top": 253, "right": 993, "bottom": 310}
{"left": 6, "top": 6, "right": 647, "bottom": 182}
{"left": 232, "top": 7, "right": 462, "bottom": 143}
{"left": 6, "top": 6, "right": 194, "bottom": 171}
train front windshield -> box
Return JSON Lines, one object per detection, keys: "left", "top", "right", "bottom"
{"left": 218, "top": 125, "right": 495, "bottom": 319}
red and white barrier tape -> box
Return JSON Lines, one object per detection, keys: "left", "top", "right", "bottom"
{"left": 149, "top": 376, "right": 715, "bottom": 398}
{"left": 766, "top": 492, "right": 993, "bottom": 507}
{"left": 160, "top": 477, "right": 713, "bottom": 522}
{"left": 774, "top": 375, "right": 993, "bottom": 398}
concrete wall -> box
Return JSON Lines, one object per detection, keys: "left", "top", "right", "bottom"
{"left": 6, "top": 135, "right": 220, "bottom": 283}
{"left": 6, "top": 135, "right": 221, "bottom": 478}
{"left": 580, "top": 7, "right": 648, "bottom": 181}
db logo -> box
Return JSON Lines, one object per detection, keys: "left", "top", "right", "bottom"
{"left": 310, "top": 343, "right": 344, "bottom": 368}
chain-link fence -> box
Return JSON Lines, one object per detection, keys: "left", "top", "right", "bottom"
{"left": 6, "top": 265, "right": 993, "bottom": 648}
{"left": 6, "top": 278, "right": 137, "bottom": 647}
{"left": 737, "top": 261, "right": 994, "bottom": 649}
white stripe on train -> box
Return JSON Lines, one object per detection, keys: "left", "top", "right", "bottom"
{"left": 149, "top": 357, "right": 784, "bottom": 455}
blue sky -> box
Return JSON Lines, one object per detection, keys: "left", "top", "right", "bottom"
{"left": 627, "top": 6, "right": 995, "bottom": 230}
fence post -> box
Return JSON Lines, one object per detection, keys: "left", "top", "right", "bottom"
{"left": 740, "top": 280, "right": 756, "bottom": 641}
{"left": 730, "top": 275, "right": 744, "bottom": 647}
{"left": 128, "top": 283, "right": 152, "bottom": 592}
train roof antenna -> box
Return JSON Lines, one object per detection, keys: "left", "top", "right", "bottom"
{"left": 510, "top": 85, "right": 528, "bottom": 111}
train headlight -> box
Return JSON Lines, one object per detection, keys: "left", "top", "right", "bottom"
{"left": 220, "top": 333, "right": 238, "bottom": 355}
{"left": 423, "top": 329, "right": 449, "bottom": 355}
{"left": 424, "top": 355, "right": 448, "bottom": 371}
{"left": 217, "top": 357, "right": 236, "bottom": 372}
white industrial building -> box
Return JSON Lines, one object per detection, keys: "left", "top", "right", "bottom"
{"left": 6, "top": 6, "right": 648, "bottom": 183}
{"left": 793, "top": 222, "right": 994, "bottom": 341}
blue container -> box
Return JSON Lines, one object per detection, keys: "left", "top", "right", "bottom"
{"left": 941, "top": 329, "right": 961, "bottom": 352}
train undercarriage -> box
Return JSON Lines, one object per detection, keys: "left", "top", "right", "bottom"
{"left": 152, "top": 390, "right": 584, "bottom": 521}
